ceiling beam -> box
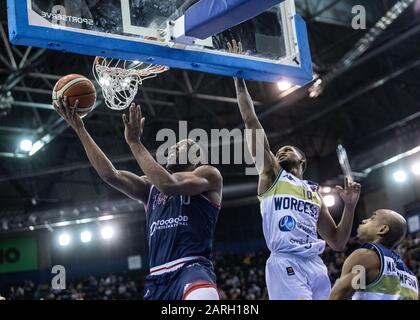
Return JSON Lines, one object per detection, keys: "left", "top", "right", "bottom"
{"left": 12, "top": 85, "right": 262, "bottom": 106}
{"left": 0, "top": 154, "right": 135, "bottom": 182}
{"left": 268, "top": 58, "right": 420, "bottom": 140}
{"left": 0, "top": 126, "right": 35, "bottom": 134}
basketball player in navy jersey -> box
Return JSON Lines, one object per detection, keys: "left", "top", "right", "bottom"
{"left": 330, "top": 209, "right": 418, "bottom": 300}
{"left": 54, "top": 98, "right": 222, "bottom": 300}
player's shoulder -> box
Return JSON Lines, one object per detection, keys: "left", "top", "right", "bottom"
{"left": 345, "top": 248, "right": 380, "bottom": 269}
{"left": 194, "top": 165, "right": 222, "bottom": 179}
{"left": 261, "top": 161, "right": 282, "bottom": 182}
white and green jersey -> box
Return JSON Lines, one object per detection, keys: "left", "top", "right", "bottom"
{"left": 352, "top": 243, "right": 419, "bottom": 300}
{"left": 257, "top": 169, "right": 326, "bottom": 258}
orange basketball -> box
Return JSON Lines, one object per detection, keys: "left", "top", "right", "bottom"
{"left": 52, "top": 74, "right": 96, "bottom": 118}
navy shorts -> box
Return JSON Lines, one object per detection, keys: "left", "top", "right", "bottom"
{"left": 144, "top": 260, "right": 217, "bottom": 300}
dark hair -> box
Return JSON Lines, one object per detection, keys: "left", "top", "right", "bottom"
{"left": 383, "top": 222, "right": 407, "bottom": 249}
{"left": 185, "top": 139, "right": 207, "bottom": 166}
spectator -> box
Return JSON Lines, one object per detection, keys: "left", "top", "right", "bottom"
{"left": 1, "top": 232, "right": 418, "bottom": 300}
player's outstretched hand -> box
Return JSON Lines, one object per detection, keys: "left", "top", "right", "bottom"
{"left": 335, "top": 177, "right": 361, "bottom": 208}
{"left": 227, "top": 39, "right": 243, "bottom": 55}
{"left": 123, "top": 103, "right": 145, "bottom": 145}
{"left": 53, "top": 96, "right": 84, "bottom": 133}
{"left": 228, "top": 40, "right": 244, "bottom": 83}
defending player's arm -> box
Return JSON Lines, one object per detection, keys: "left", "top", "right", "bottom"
{"left": 124, "top": 104, "right": 222, "bottom": 196}
{"left": 317, "top": 178, "right": 361, "bottom": 251}
{"left": 229, "top": 40, "right": 279, "bottom": 191}
{"left": 54, "top": 98, "right": 151, "bottom": 202}
{"left": 330, "top": 248, "right": 380, "bottom": 300}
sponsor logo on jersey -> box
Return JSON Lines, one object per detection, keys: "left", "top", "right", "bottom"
{"left": 289, "top": 235, "right": 312, "bottom": 249}
{"left": 286, "top": 174, "right": 296, "bottom": 182}
{"left": 286, "top": 267, "right": 295, "bottom": 276}
{"left": 279, "top": 215, "right": 318, "bottom": 237}
{"left": 274, "top": 196, "right": 319, "bottom": 218}
{"left": 296, "top": 220, "right": 318, "bottom": 237}
{"left": 149, "top": 215, "right": 189, "bottom": 236}
{"left": 279, "top": 215, "right": 296, "bottom": 232}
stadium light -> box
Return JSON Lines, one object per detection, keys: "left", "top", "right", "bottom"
{"left": 58, "top": 233, "right": 71, "bottom": 246}
{"left": 277, "top": 80, "right": 292, "bottom": 91}
{"left": 324, "top": 194, "right": 335, "bottom": 207}
{"left": 19, "top": 139, "right": 33, "bottom": 152}
{"left": 101, "top": 226, "right": 114, "bottom": 240}
{"left": 322, "top": 186, "right": 332, "bottom": 193}
{"left": 412, "top": 162, "right": 420, "bottom": 175}
{"left": 80, "top": 230, "right": 92, "bottom": 243}
{"left": 393, "top": 170, "right": 407, "bottom": 183}
{"left": 98, "top": 215, "right": 114, "bottom": 221}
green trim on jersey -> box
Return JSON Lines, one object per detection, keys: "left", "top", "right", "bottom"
{"left": 363, "top": 275, "right": 418, "bottom": 300}
{"left": 355, "top": 243, "right": 419, "bottom": 300}
{"left": 258, "top": 171, "right": 322, "bottom": 207}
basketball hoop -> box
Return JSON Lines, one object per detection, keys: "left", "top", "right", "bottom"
{"left": 93, "top": 57, "right": 169, "bottom": 110}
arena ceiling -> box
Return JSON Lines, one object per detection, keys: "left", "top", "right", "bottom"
{"left": 1, "top": 0, "right": 420, "bottom": 231}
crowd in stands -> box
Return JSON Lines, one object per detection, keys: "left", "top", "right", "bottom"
{"left": 1, "top": 233, "right": 419, "bottom": 300}
{"left": 3, "top": 274, "right": 145, "bottom": 300}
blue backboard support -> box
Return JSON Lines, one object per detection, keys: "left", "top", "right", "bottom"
{"left": 184, "top": 0, "right": 284, "bottom": 39}
{"left": 7, "top": 0, "right": 313, "bottom": 85}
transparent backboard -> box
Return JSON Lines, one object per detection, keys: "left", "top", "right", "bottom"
{"left": 8, "top": 0, "right": 313, "bottom": 84}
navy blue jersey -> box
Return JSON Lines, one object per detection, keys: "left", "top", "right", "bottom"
{"left": 352, "top": 243, "right": 418, "bottom": 300}
{"left": 145, "top": 185, "right": 220, "bottom": 269}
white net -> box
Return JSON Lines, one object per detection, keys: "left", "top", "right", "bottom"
{"left": 93, "top": 57, "right": 169, "bottom": 110}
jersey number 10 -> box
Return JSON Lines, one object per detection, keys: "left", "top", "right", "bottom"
{"left": 181, "top": 196, "right": 190, "bottom": 205}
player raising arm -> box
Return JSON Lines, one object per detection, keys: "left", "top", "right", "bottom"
{"left": 54, "top": 97, "right": 151, "bottom": 202}
{"left": 55, "top": 99, "right": 222, "bottom": 300}
{"left": 230, "top": 39, "right": 361, "bottom": 300}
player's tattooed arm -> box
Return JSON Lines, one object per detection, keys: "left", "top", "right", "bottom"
{"left": 330, "top": 248, "right": 380, "bottom": 300}
{"left": 228, "top": 40, "right": 279, "bottom": 189}
{"left": 124, "top": 104, "right": 222, "bottom": 197}
{"left": 317, "top": 178, "right": 361, "bottom": 251}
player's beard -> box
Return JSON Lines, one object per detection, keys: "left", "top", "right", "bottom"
{"left": 279, "top": 158, "right": 300, "bottom": 173}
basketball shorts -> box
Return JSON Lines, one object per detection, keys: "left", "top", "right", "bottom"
{"left": 266, "top": 252, "right": 331, "bottom": 300}
{"left": 144, "top": 258, "right": 219, "bottom": 300}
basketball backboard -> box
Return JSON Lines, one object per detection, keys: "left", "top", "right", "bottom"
{"left": 7, "top": 0, "right": 313, "bottom": 85}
